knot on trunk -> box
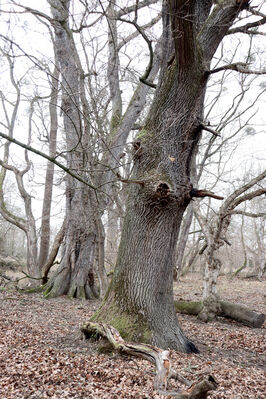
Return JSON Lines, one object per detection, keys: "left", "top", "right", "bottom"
{"left": 156, "top": 182, "right": 170, "bottom": 197}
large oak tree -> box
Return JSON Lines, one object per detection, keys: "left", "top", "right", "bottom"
{"left": 92, "top": 0, "right": 255, "bottom": 353}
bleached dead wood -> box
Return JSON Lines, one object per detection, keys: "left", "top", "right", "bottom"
{"left": 81, "top": 321, "right": 218, "bottom": 398}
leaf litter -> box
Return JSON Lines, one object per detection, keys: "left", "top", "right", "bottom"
{"left": 0, "top": 275, "right": 265, "bottom": 398}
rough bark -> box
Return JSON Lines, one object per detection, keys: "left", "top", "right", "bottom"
{"left": 91, "top": 0, "right": 256, "bottom": 352}
{"left": 44, "top": 0, "right": 99, "bottom": 299}
{"left": 175, "top": 300, "right": 265, "bottom": 328}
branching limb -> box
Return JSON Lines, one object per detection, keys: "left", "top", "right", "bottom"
{"left": 117, "top": 14, "right": 161, "bottom": 51}
{"left": 9, "top": 1, "right": 53, "bottom": 23}
{"left": 209, "top": 62, "right": 266, "bottom": 75}
{"left": 0, "top": 131, "right": 97, "bottom": 190}
{"left": 228, "top": 15, "right": 266, "bottom": 35}
{"left": 221, "top": 169, "right": 266, "bottom": 212}
{"left": 118, "top": 17, "right": 155, "bottom": 87}
{"left": 116, "top": 0, "right": 159, "bottom": 18}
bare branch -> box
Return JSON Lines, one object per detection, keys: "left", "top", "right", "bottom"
{"left": 9, "top": 1, "right": 53, "bottom": 23}
{"left": 200, "top": 123, "right": 221, "bottom": 137}
{"left": 0, "top": 132, "right": 97, "bottom": 190}
{"left": 117, "top": 13, "right": 161, "bottom": 51}
{"left": 229, "top": 188, "right": 266, "bottom": 211}
{"left": 209, "top": 62, "right": 266, "bottom": 75}
{"left": 118, "top": 17, "right": 154, "bottom": 85}
{"left": 226, "top": 210, "right": 266, "bottom": 217}
{"left": 191, "top": 188, "right": 224, "bottom": 201}
{"left": 221, "top": 169, "right": 266, "bottom": 212}
{"left": 116, "top": 0, "right": 159, "bottom": 18}
{"left": 228, "top": 16, "right": 266, "bottom": 35}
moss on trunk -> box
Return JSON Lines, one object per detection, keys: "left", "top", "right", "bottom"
{"left": 91, "top": 298, "right": 152, "bottom": 343}
{"left": 174, "top": 299, "right": 265, "bottom": 328}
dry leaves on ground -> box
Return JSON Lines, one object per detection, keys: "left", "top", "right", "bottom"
{"left": 0, "top": 275, "right": 265, "bottom": 398}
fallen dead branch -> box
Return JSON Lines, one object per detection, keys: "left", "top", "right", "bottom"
{"left": 174, "top": 300, "right": 265, "bottom": 328}
{"left": 81, "top": 321, "right": 218, "bottom": 398}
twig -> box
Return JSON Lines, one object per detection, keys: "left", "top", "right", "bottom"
{"left": 116, "top": 172, "right": 145, "bottom": 187}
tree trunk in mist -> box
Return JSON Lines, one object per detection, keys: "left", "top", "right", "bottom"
{"left": 174, "top": 204, "right": 193, "bottom": 280}
{"left": 26, "top": 224, "right": 39, "bottom": 282}
{"left": 92, "top": 0, "right": 250, "bottom": 352}
{"left": 105, "top": 202, "right": 120, "bottom": 270}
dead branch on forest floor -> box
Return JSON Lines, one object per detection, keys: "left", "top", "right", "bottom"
{"left": 81, "top": 321, "right": 218, "bottom": 398}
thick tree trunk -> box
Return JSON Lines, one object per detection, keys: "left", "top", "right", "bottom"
{"left": 44, "top": 182, "right": 99, "bottom": 299}
{"left": 93, "top": 187, "right": 198, "bottom": 352}
{"left": 175, "top": 300, "right": 265, "bottom": 328}
{"left": 45, "top": 0, "right": 104, "bottom": 299}
{"left": 93, "top": 38, "right": 207, "bottom": 354}
{"left": 91, "top": 0, "right": 249, "bottom": 351}
{"left": 202, "top": 257, "right": 221, "bottom": 299}
{"left": 45, "top": 0, "right": 161, "bottom": 299}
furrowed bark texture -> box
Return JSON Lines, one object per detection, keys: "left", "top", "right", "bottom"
{"left": 92, "top": 0, "right": 247, "bottom": 352}
{"left": 45, "top": 0, "right": 99, "bottom": 299}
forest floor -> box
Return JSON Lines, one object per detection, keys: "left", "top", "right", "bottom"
{"left": 0, "top": 274, "right": 265, "bottom": 399}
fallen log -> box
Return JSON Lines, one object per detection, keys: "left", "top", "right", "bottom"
{"left": 81, "top": 321, "right": 218, "bottom": 398}
{"left": 174, "top": 300, "right": 265, "bottom": 328}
